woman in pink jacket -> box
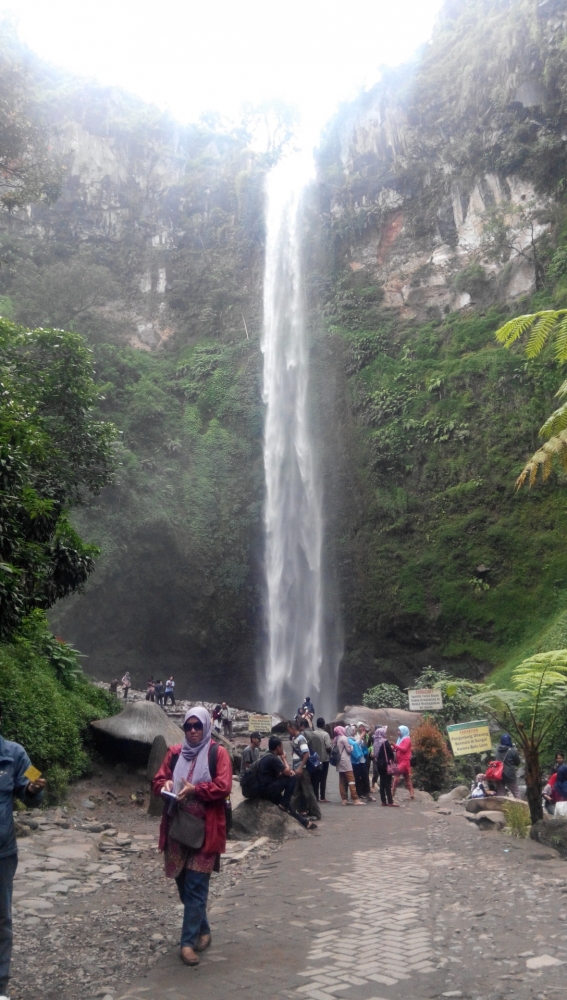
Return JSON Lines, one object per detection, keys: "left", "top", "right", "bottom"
{"left": 392, "top": 725, "right": 414, "bottom": 801}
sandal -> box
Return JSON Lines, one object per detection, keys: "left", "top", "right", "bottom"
{"left": 181, "top": 946, "right": 200, "bottom": 966}
{"left": 306, "top": 821, "right": 317, "bottom": 830}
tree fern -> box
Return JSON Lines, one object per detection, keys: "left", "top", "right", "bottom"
{"left": 495, "top": 311, "right": 567, "bottom": 487}
{"left": 516, "top": 430, "right": 567, "bottom": 489}
{"left": 495, "top": 310, "right": 567, "bottom": 357}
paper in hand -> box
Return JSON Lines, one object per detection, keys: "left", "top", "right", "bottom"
{"left": 24, "top": 765, "right": 42, "bottom": 783}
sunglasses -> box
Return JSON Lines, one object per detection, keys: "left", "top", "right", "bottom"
{"left": 184, "top": 722, "right": 203, "bottom": 732}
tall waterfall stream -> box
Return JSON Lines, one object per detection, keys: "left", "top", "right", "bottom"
{"left": 261, "top": 153, "right": 335, "bottom": 718}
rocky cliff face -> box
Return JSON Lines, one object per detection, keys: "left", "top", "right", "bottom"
{"left": 25, "top": 0, "right": 567, "bottom": 705}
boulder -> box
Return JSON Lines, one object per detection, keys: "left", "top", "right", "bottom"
{"left": 91, "top": 701, "right": 183, "bottom": 765}
{"left": 230, "top": 799, "right": 309, "bottom": 840}
{"left": 531, "top": 817, "right": 567, "bottom": 856}
{"left": 466, "top": 796, "right": 529, "bottom": 815}
{"left": 465, "top": 810, "right": 506, "bottom": 830}
{"left": 437, "top": 786, "right": 470, "bottom": 805}
{"left": 334, "top": 706, "right": 421, "bottom": 742}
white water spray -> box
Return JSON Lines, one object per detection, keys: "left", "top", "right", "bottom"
{"left": 261, "top": 151, "right": 333, "bottom": 718}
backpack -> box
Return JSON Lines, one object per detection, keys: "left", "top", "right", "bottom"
{"left": 485, "top": 748, "right": 510, "bottom": 784}
{"left": 170, "top": 741, "right": 232, "bottom": 832}
{"left": 330, "top": 743, "right": 340, "bottom": 767}
{"left": 240, "top": 758, "right": 261, "bottom": 799}
{"left": 306, "top": 750, "right": 321, "bottom": 774}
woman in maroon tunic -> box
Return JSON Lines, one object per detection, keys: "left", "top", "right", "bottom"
{"left": 152, "top": 706, "right": 232, "bottom": 966}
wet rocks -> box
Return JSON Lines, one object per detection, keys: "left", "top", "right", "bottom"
{"left": 465, "top": 810, "right": 507, "bottom": 830}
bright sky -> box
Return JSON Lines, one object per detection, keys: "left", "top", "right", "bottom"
{"left": 0, "top": 0, "right": 444, "bottom": 133}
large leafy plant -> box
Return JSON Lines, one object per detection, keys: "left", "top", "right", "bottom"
{"left": 495, "top": 311, "right": 567, "bottom": 486}
{"left": 472, "top": 650, "right": 567, "bottom": 823}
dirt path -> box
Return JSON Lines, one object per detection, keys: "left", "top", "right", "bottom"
{"left": 11, "top": 767, "right": 567, "bottom": 1000}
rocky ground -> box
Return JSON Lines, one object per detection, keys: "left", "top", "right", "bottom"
{"left": 9, "top": 762, "right": 274, "bottom": 1000}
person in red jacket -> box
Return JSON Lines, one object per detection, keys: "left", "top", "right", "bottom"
{"left": 392, "top": 725, "right": 414, "bottom": 801}
{"left": 152, "top": 706, "right": 232, "bottom": 967}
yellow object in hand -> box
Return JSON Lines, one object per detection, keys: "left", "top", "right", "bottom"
{"left": 24, "top": 765, "right": 42, "bottom": 783}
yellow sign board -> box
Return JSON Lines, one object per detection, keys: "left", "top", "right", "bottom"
{"left": 446, "top": 720, "right": 492, "bottom": 756}
{"left": 247, "top": 714, "right": 273, "bottom": 733}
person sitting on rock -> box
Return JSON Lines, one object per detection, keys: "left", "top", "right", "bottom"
{"left": 256, "top": 736, "right": 316, "bottom": 830}
{"left": 470, "top": 772, "right": 495, "bottom": 798}
{"left": 241, "top": 732, "right": 262, "bottom": 772}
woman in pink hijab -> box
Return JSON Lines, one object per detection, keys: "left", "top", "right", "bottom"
{"left": 153, "top": 706, "right": 232, "bottom": 967}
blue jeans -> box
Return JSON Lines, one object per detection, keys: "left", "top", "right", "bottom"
{"left": 175, "top": 870, "right": 211, "bottom": 948}
{"left": 0, "top": 854, "right": 17, "bottom": 992}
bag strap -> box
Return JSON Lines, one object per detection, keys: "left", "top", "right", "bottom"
{"left": 170, "top": 742, "right": 219, "bottom": 780}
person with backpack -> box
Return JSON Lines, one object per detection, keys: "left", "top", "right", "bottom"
{"left": 350, "top": 726, "right": 375, "bottom": 802}
{"left": 300, "top": 718, "right": 324, "bottom": 801}
{"left": 333, "top": 726, "right": 363, "bottom": 805}
{"left": 373, "top": 725, "right": 397, "bottom": 807}
{"left": 152, "top": 707, "right": 232, "bottom": 968}
{"left": 256, "top": 736, "right": 316, "bottom": 830}
{"left": 492, "top": 733, "right": 521, "bottom": 798}
{"left": 241, "top": 732, "right": 262, "bottom": 772}
{"left": 287, "top": 719, "right": 322, "bottom": 821}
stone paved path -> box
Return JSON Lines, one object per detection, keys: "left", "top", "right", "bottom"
{"left": 120, "top": 773, "right": 567, "bottom": 1000}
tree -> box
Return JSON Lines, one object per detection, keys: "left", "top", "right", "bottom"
{"left": 481, "top": 202, "right": 549, "bottom": 291}
{"left": 495, "top": 310, "right": 567, "bottom": 486}
{"left": 0, "top": 24, "right": 62, "bottom": 211}
{"left": 0, "top": 319, "right": 117, "bottom": 637}
{"left": 362, "top": 683, "right": 408, "bottom": 709}
{"left": 472, "top": 650, "right": 567, "bottom": 824}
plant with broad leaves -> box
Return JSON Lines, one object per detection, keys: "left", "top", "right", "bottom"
{"left": 471, "top": 650, "right": 567, "bottom": 824}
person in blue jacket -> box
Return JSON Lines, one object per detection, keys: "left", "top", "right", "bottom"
{"left": 0, "top": 703, "right": 45, "bottom": 1000}
{"left": 348, "top": 725, "right": 375, "bottom": 802}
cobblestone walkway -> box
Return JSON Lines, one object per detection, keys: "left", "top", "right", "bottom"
{"left": 121, "top": 777, "right": 567, "bottom": 1000}
{"left": 295, "top": 846, "right": 443, "bottom": 993}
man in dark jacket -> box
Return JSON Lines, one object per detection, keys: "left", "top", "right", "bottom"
{"left": 0, "top": 703, "right": 45, "bottom": 999}
{"left": 494, "top": 733, "right": 521, "bottom": 798}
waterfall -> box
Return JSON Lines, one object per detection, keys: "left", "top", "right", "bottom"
{"left": 261, "top": 151, "right": 333, "bottom": 719}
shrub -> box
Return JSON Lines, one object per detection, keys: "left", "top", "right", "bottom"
{"left": 411, "top": 719, "right": 452, "bottom": 793}
{"left": 362, "top": 683, "right": 409, "bottom": 709}
{"left": 0, "top": 640, "right": 119, "bottom": 797}
{"left": 502, "top": 800, "right": 531, "bottom": 838}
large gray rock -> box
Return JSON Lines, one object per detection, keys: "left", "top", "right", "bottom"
{"left": 531, "top": 817, "right": 567, "bottom": 856}
{"left": 91, "top": 701, "right": 183, "bottom": 765}
{"left": 466, "top": 796, "right": 529, "bottom": 815}
{"left": 334, "top": 706, "right": 421, "bottom": 742}
{"left": 465, "top": 810, "right": 506, "bottom": 830}
{"left": 230, "top": 799, "right": 308, "bottom": 840}
{"left": 437, "top": 785, "right": 470, "bottom": 805}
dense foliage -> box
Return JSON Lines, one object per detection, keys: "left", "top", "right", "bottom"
{"left": 0, "top": 321, "right": 117, "bottom": 637}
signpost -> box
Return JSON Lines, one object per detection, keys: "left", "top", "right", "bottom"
{"left": 446, "top": 720, "right": 492, "bottom": 756}
{"left": 247, "top": 714, "right": 273, "bottom": 733}
{"left": 408, "top": 688, "right": 444, "bottom": 711}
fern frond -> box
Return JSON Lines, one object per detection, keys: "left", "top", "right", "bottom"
{"left": 495, "top": 313, "right": 540, "bottom": 348}
{"left": 555, "top": 314, "right": 567, "bottom": 363}
{"left": 525, "top": 311, "right": 560, "bottom": 358}
{"left": 516, "top": 430, "right": 567, "bottom": 488}
{"left": 555, "top": 379, "right": 567, "bottom": 399}
{"left": 540, "top": 401, "right": 567, "bottom": 438}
